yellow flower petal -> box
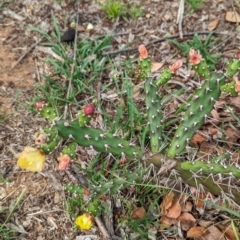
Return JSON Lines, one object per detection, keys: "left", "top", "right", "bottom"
{"left": 75, "top": 213, "right": 94, "bottom": 230}
{"left": 17, "top": 146, "right": 46, "bottom": 172}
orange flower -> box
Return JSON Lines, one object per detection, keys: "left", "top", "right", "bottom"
{"left": 58, "top": 154, "right": 71, "bottom": 170}
{"left": 169, "top": 60, "right": 183, "bottom": 74}
{"left": 138, "top": 44, "right": 148, "bottom": 59}
{"left": 75, "top": 213, "right": 94, "bottom": 230}
{"left": 189, "top": 49, "right": 202, "bottom": 65}
{"left": 17, "top": 146, "right": 46, "bottom": 172}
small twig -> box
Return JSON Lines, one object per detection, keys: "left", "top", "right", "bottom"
{"left": 103, "top": 199, "right": 115, "bottom": 237}
{"left": 95, "top": 31, "right": 130, "bottom": 39}
{"left": 34, "top": 53, "right": 41, "bottom": 83}
{"left": 176, "top": 0, "right": 185, "bottom": 39}
{"left": 63, "top": 2, "right": 80, "bottom": 120}
{"left": 102, "top": 31, "right": 228, "bottom": 56}
{"left": 94, "top": 217, "right": 112, "bottom": 240}
{"left": 8, "top": 36, "right": 45, "bottom": 73}
{"left": 36, "top": 46, "right": 64, "bottom": 62}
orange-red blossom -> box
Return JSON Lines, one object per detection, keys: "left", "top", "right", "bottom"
{"left": 169, "top": 60, "right": 183, "bottom": 74}
{"left": 189, "top": 48, "right": 202, "bottom": 65}
{"left": 58, "top": 154, "right": 71, "bottom": 170}
{"left": 138, "top": 44, "right": 148, "bottom": 59}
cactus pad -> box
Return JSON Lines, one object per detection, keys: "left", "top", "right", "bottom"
{"left": 55, "top": 120, "right": 142, "bottom": 159}
{"left": 168, "top": 73, "right": 226, "bottom": 158}
{"left": 145, "top": 77, "right": 163, "bottom": 152}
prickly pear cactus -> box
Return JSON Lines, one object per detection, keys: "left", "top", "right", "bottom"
{"left": 221, "top": 81, "right": 238, "bottom": 96}
{"left": 156, "top": 60, "right": 183, "bottom": 86}
{"left": 55, "top": 120, "right": 142, "bottom": 159}
{"left": 144, "top": 153, "right": 240, "bottom": 205}
{"left": 181, "top": 160, "right": 240, "bottom": 178}
{"left": 91, "top": 169, "right": 147, "bottom": 198}
{"left": 145, "top": 77, "right": 163, "bottom": 152}
{"left": 65, "top": 185, "right": 102, "bottom": 216}
{"left": 36, "top": 102, "right": 58, "bottom": 121}
{"left": 39, "top": 127, "right": 61, "bottom": 154}
{"left": 65, "top": 184, "right": 85, "bottom": 195}
{"left": 138, "top": 44, "right": 151, "bottom": 80}
{"left": 62, "top": 142, "right": 77, "bottom": 158}
{"left": 189, "top": 48, "right": 210, "bottom": 79}
{"left": 79, "top": 104, "right": 95, "bottom": 127}
{"left": 225, "top": 58, "right": 240, "bottom": 78}
{"left": 168, "top": 73, "right": 226, "bottom": 158}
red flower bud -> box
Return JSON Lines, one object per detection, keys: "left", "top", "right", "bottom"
{"left": 35, "top": 101, "right": 45, "bottom": 110}
{"left": 83, "top": 104, "right": 95, "bottom": 116}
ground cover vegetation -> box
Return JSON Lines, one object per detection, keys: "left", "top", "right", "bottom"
{"left": 1, "top": 0, "right": 240, "bottom": 239}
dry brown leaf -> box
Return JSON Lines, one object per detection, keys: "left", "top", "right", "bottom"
{"left": 151, "top": 62, "right": 164, "bottom": 73}
{"left": 210, "top": 128, "right": 218, "bottom": 136}
{"left": 208, "top": 19, "right": 219, "bottom": 31}
{"left": 183, "top": 201, "right": 193, "bottom": 212}
{"left": 217, "top": 223, "right": 239, "bottom": 240}
{"left": 224, "top": 127, "right": 240, "bottom": 148}
{"left": 211, "top": 109, "right": 220, "bottom": 123}
{"left": 229, "top": 96, "right": 240, "bottom": 108}
{"left": 198, "top": 220, "right": 214, "bottom": 228}
{"left": 178, "top": 212, "right": 196, "bottom": 231}
{"left": 160, "top": 192, "right": 175, "bottom": 215}
{"left": 200, "top": 225, "right": 226, "bottom": 240}
{"left": 187, "top": 226, "right": 207, "bottom": 238}
{"left": 131, "top": 207, "right": 146, "bottom": 220}
{"left": 166, "top": 196, "right": 182, "bottom": 219}
{"left": 190, "top": 187, "right": 216, "bottom": 209}
{"left": 191, "top": 134, "right": 206, "bottom": 145}
{"left": 178, "top": 212, "right": 196, "bottom": 222}
{"left": 159, "top": 216, "right": 178, "bottom": 230}
{"left": 226, "top": 11, "right": 240, "bottom": 23}
{"left": 159, "top": 216, "right": 172, "bottom": 228}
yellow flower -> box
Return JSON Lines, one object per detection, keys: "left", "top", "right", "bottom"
{"left": 75, "top": 213, "right": 94, "bottom": 230}
{"left": 17, "top": 146, "right": 46, "bottom": 172}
